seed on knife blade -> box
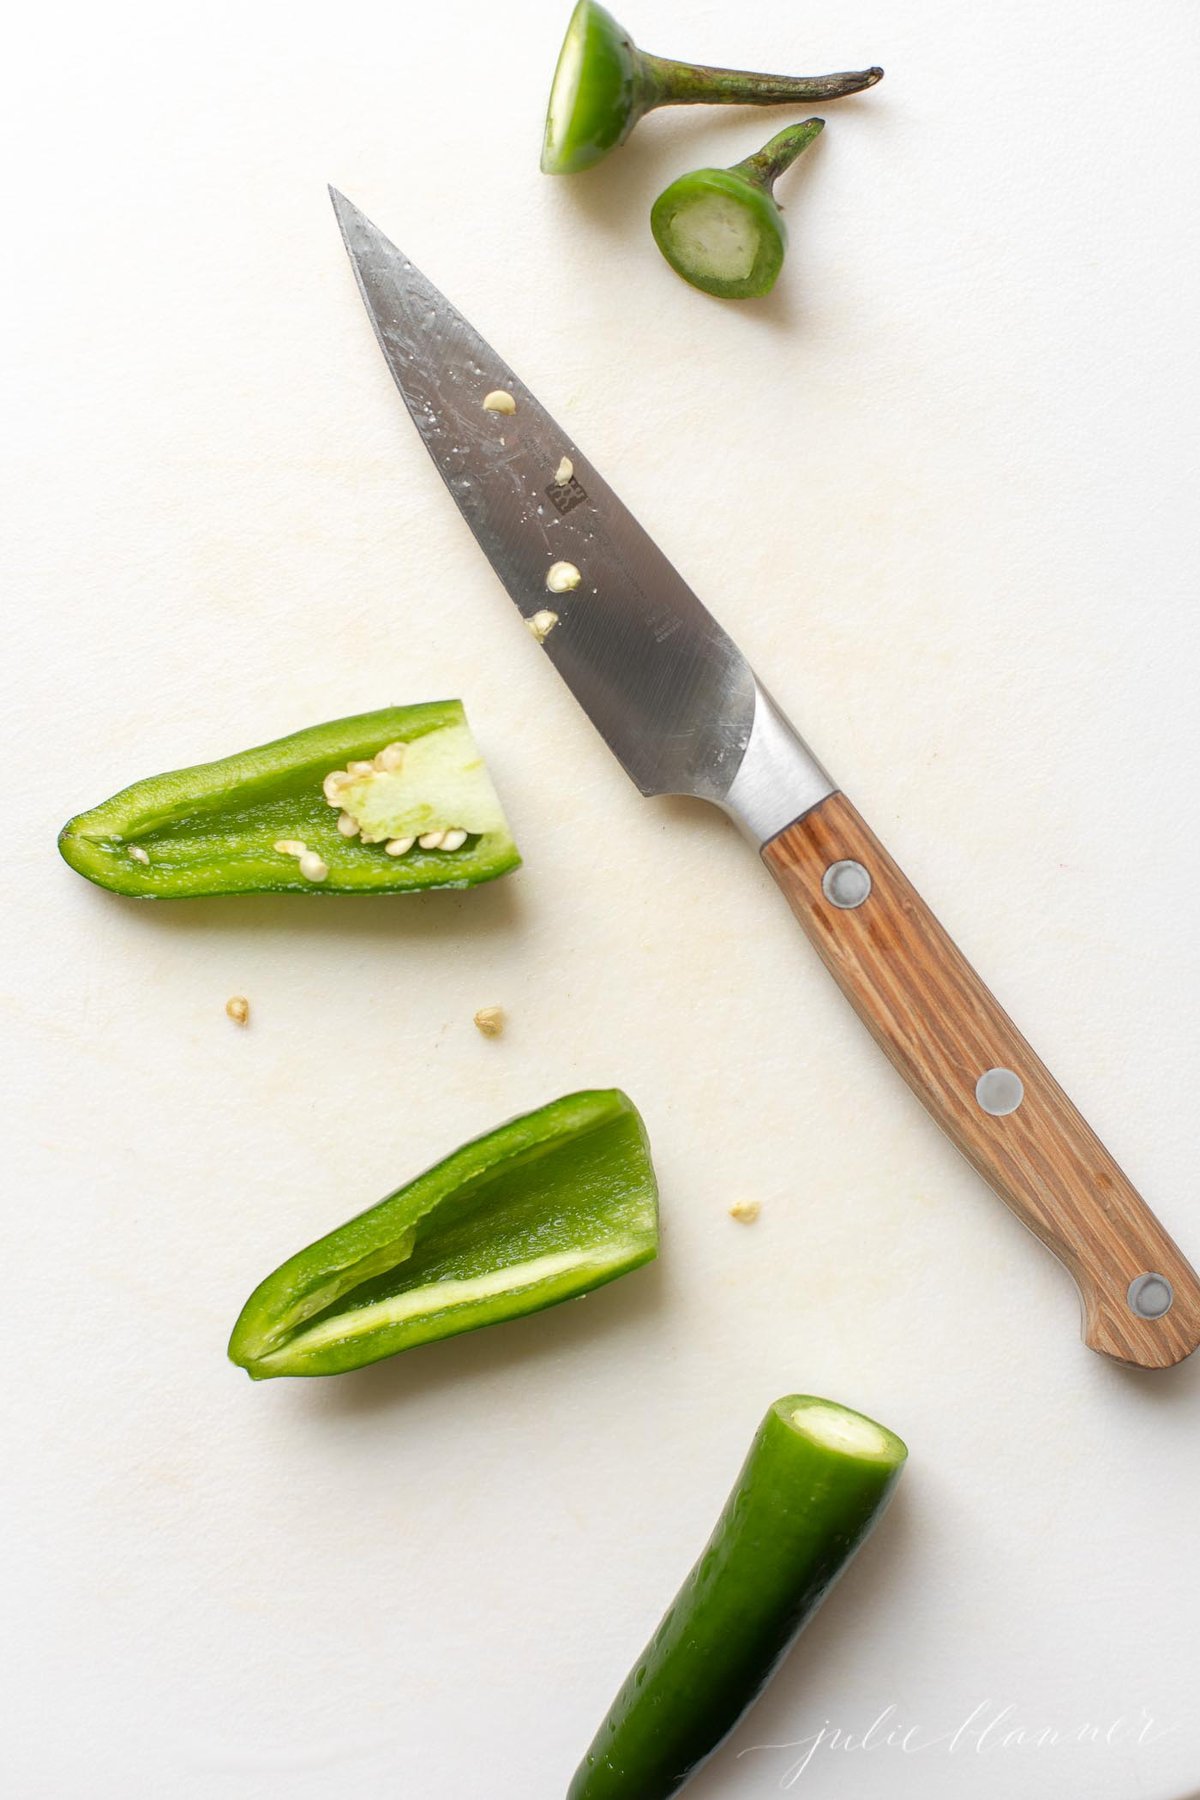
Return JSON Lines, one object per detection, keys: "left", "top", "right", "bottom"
{"left": 527, "top": 609, "right": 560, "bottom": 642}
{"left": 546, "top": 561, "right": 582, "bottom": 593}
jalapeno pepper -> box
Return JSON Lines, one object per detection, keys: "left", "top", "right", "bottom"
{"left": 57, "top": 701, "right": 520, "bottom": 897}
{"left": 228, "top": 1090, "right": 659, "bottom": 1378}
{"left": 568, "top": 1395, "right": 908, "bottom": 1798}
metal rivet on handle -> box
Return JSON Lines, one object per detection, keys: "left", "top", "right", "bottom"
{"left": 975, "top": 1067, "right": 1024, "bottom": 1116}
{"left": 822, "top": 860, "right": 872, "bottom": 910}
{"left": 1127, "top": 1273, "right": 1174, "bottom": 1320}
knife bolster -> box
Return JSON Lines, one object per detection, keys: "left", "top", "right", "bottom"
{"left": 719, "top": 682, "right": 835, "bottom": 844}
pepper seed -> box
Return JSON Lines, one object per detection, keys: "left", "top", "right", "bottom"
{"left": 546, "top": 561, "right": 581, "bottom": 594}
{"left": 527, "top": 609, "right": 559, "bottom": 643}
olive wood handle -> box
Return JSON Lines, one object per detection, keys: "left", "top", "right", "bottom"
{"left": 762, "top": 792, "right": 1200, "bottom": 1369}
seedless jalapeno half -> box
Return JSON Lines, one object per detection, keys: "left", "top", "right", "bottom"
{"left": 228, "top": 1090, "right": 659, "bottom": 1378}
{"left": 541, "top": 0, "right": 881, "bottom": 175}
{"left": 651, "top": 119, "right": 825, "bottom": 300}
{"left": 567, "top": 1395, "right": 908, "bottom": 1799}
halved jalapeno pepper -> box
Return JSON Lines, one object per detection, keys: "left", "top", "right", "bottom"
{"left": 229, "top": 1090, "right": 659, "bottom": 1378}
{"left": 57, "top": 701, "right": 520, "bottom": 897}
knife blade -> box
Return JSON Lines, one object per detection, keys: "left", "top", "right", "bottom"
{"left": 331, "top": 187, "right": 1200, "bottom": 1371}
{"left": 329, "top": 188, "right": 832, "bottom": 841}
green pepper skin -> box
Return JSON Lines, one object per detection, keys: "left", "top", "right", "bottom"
{"left": 229, "top": 1090, "right": 658, "bottom": 1378}
{"left": 651, "top": 120, "right": 824, "bottom": 301}
{"left": 541, "top": 0, "right": 880, "bottom": 175}
{"left": 568, "top": 1395, "right": 907, "bottom": 1798}
{"left": 57, "top": 701, "right": 520, "bottom": 898}
{"left": 542, "top": 0, "right": 645, "bottom": 175}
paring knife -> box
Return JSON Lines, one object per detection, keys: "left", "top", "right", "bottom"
{"left": 331, "top": 187, "right": 1200, "bottom": 1371}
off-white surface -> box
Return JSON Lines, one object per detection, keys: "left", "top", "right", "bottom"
{"left": 3, "top": 3, "right": 1199, "bottom": 1796}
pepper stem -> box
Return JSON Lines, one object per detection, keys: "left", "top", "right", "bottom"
{"left": 733, "top": 119, "right": 825, "bottom": 193}
{"left": 640, "top": 54, "right": 882, "bottom": 110}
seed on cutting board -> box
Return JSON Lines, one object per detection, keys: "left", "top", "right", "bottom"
{"left": 482, "top": 389, "right": 517, "bottom": 414}
{"left": 527, "top": 608, "right": 559, "bottom": 642}
{"left": 729, "top": 1199, "right": 761, "bottom": 1223}
{"left": 474, "top": 1006, "right": 505, "bottom": 1037}
{"left": 336, "top": 812, "right": 359, "bottom": 838}
{"left": 298, "top": 852, "right": 328, "bottom": 882}
{"left": 127, "top": 845, "right": 150, "bottom": 865}
{"left": 225, "top": 995, "right": 250, "bottom": 1026}
{"left": 385, "top": 837, "right": 414, "bottom": 856}
{"left": 546, "top": 561, "right": 582, "bottom": 593}
{"left": 273, "top": 839, "right": 308, "bottom": 857}
{"left": 555, "top": 456, "right": 574, "bottom": 483}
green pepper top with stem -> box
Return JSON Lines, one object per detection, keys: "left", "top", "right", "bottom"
{"left": 541, "top": 0, "right": 881, "bottom": 174}
{"left": 651, "top": 119, "right": 825, "bottom": 300}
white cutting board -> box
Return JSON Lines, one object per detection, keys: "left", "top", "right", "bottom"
{"left": 3, "top": 1, "right": 1199, "bottom": 1795}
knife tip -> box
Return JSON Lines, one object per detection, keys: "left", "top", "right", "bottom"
{"left": 329, "top": 184, "right": 369, "bottom": 229}
{"left": 328, "top": 185, "right": 369, "bottom": 254}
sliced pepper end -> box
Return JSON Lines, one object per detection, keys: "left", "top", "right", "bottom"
{"left": 57, "top": 702, "right": 521, "bottom": 898}
{"left": 541, "top": 0, "right": 645, "bottom": 174}
{"left": 774, "top": 1394, "right": 908, "bottom": 1470}
{"left": 651, "top": 167, "right": 787, "bottom": 300}
{"left": 228, "top": 1089, "right": 659, "bottom": 1379}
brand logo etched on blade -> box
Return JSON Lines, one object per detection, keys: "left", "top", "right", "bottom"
{"left": 546, "top": 473, "right": 588, "bottom": 516}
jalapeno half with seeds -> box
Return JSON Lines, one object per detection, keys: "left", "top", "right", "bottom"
{"left": 57, "top": 701, "right": 520, "bottom": 897}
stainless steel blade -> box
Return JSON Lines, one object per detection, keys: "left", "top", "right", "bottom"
{"left": 331, "top": 188, "right": 833, "bottom": 839}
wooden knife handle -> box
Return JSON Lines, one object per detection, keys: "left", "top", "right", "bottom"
{"left": 763, "top": 792, "right": 1200, "bottom": 1369}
